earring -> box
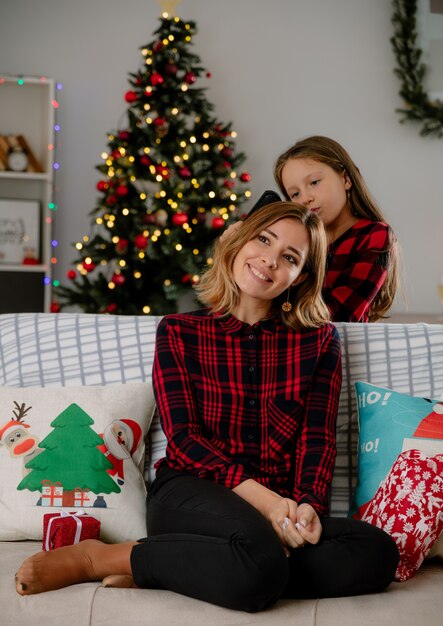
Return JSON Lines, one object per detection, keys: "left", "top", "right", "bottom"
{"left": 281, "top": 289, "right": 292, "bottom": 312}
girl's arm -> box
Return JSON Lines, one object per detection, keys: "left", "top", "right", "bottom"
{"left": 324, "top": 223, "right": 392, "bottom": 322}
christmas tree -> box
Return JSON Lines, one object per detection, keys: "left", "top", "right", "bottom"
{"left": 17, "top": 403, "right": 121, "bottom": 503}
{"left": 55, "top": 12, "right": 251, "bottom": 315}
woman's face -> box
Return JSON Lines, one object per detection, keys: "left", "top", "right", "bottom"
{"left": 232, "top": 217, "right": 309, "bottom": 307}
{"left": 281, "top": 157, "right": 352, "bottom": 230}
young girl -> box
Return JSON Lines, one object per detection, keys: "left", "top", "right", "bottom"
{"left": 15, "top": 203, "right": 398, "bottom": 611}
{"left": 274, "top": 136, "right": 399, "bottom": 322}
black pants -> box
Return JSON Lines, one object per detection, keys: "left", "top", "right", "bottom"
{"left": 130, "top": 467, "right": 399, "bottom": 612}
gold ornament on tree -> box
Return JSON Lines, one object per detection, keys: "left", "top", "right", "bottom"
{"left": 155, "top": 0, "right": 182, "bottom": 16}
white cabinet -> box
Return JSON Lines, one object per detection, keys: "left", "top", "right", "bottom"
{"left": 0, "top": 75, "right": 58, "bottom": 312}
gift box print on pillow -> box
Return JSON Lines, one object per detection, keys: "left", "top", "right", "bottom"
{"left": 0, "top": 383, "right": 155, "bottom": 542}
{"left": 43, "top": 510, "right": 101, "bottom": 551}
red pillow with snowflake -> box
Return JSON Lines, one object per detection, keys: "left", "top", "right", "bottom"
{"left": 358, "top": 448, "right": 443, "bottom": 582}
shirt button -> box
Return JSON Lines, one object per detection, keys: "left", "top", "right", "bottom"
{"left": 249, "top": 399, "right": 256, "bottom": 406}
{"left": 249, "top": 366, "right": 255, "bottom": 372}
{"left": 249, "top": 334, "right": 255, "bottom": 340}
{"left": 248, "top": 434, "right": 254, "bottom": 440}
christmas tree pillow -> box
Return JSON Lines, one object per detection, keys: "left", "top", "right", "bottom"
{"left": 351, "top": 382, "right": 443, "bottom": 518}
{"left": 0, "top": 383, "right": 155, "bottom": 542}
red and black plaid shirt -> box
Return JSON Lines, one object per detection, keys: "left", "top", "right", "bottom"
{"left": 324, "top": 219, "right": 392, "bottom": 322}
{"left": 153, "top": 310, "right": 342, "bottom": 515}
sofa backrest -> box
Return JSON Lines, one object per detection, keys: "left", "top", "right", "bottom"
{"left": 1, "top": 313, "right": 442, "bottom": 516}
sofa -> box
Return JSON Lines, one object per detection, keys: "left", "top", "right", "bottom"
{"left": 0, "top": 312, "right": 442, "bottom": 626}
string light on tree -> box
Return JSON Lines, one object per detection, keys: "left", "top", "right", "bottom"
{"left": 54, "top": 9, "right": 250, "bottom": 315}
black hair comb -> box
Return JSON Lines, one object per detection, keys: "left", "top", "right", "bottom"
{"left": 244, "top": 190, "right": 281, "bottom": 220}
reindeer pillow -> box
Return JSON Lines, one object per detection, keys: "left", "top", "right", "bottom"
{"left": 358, "top": 449, "right": 443, "bottom": 581}
{"left": 0, "top": 383, "right": 155, "bottom": 542}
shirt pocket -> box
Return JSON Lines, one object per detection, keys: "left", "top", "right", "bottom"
{"left": 267, "top": 397, "right": 305, "bottom": 463}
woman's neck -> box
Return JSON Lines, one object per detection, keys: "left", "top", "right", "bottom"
{"left": 231, "top": 300, "right": 272, "bottom": 327}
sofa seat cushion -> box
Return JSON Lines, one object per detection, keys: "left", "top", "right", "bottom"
{"left": 2, "top": 542, "right": 443, "bottom": 626}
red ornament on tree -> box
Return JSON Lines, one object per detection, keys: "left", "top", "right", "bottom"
{"left": 150, "top": 72, "right": 164, "bottom": 86}
{"left": 154, "top": 117, "right": 167, "bottom": 127}
{"left": 184, "top": 72, "right": 196, "bottom": 85}
{"left": 124, "top": 90, "right": 138, "bottom": 103}
{"left": 221, "top": 147, "right": 233, "bottom": 159}
{"left": 110, "top": 150, "right": 121, "bottom": 160}
{"left": 181, "top": 273, "right": 192, "bottom": 284}
{"left": 67, "top": 270, "right": 76, "bottom": 280}
{"left": 155, "top": 164, "right": 170, "bottom": 179}
{"left": 153, "top": 40, "right": 163, "bottom": 53}
{"left": 206, "top": 72, "right": 212, "bottom": 78}
{"left": 211, "top": 217, "right": 225, "bottom": 230}
{"left": 106, "top": 194, "right": 118, "bottom": 206}
{"left": 116, "top": 185, "right": 129, "bottom": 197}
{"left": 223, "top": 179, "right": 235, "bottom": 189}
{"left": 105, "top": 303, "right": 118, "bottom": 313}
{"left": 165, "top": 63, "right": 178, "bottom": 75}
{"left": 115, "top": 239, "right": 128, "bottom": 254}
{"left": 82, "top": 260, "right": 96, "bottom": 273}
{"left": 140, "top": 155, "right": 151, "bottom": 167}
{"left": 96, "top": 180, "right": 109, "bottom": 193}
{"left": 112, "top": 273, "right": 126, "bottom": 286}
{"left": 118, "top": 131, "right": 130, "bottom": 141}
{"left": 172, "top": 212, "right": 188, "bottom": 226}
{"left": 134, "top": 234, "right": 149, "bottom": 249}
{"left": 178, "top": 166, "right": 192, "bottom": 178}
{"left": 143, "top": 213, "right": 157, "bottom": 224}
{"left": 50, "top": 302, "right": 61, "bottom": 313}
{"left": 240, "top": 172, "right": 251, "bottom": 183}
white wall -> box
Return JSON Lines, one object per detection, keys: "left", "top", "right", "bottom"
{"left": 0, "top": 0, "right": 442, "bottom": 313}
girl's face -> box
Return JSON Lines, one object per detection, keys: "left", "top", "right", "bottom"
{"left": 281, "top": 157, "right": 352, "bottom": 231}
{"left": 232, "top": 217, "right": 309, "bottom": 310}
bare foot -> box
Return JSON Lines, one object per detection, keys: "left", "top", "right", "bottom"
{"left": 15, "top": 539, "right": 103, "bottom": 595}
{"left": 102, "top": 574, "right": 137, "bottom": 588}
{"left": 16, "top": 539, "right": 137, "bottom": 596}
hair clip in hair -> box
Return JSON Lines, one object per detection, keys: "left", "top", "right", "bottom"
{"left": 245, "top": 190, "right": 281, "bottom": 220}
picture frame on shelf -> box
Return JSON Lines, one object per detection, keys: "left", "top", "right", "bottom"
{"left": 0, "top": 199, "right": 40, "bottom": 265}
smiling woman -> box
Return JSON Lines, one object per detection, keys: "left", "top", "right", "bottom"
{"left": 196, "top": 201, "right": 330, "bottom": 329}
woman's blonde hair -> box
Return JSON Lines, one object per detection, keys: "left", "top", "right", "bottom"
{"left": 195, "top": 202, "right": 330, "bottom": 329}
{"left": 274, "top": 135, "right": 399, "bottom": 322}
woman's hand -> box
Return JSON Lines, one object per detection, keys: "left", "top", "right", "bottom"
{"left": 268, "top": 499, "right": 322, "bottom": 552}
{"left": 293, "top": 503, "right": 322, "bottom": 545}
{"left": 232, "top": 480, "right": 322, "bottom": 554}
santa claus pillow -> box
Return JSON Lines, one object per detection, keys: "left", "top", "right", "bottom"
{"left": 358, "top": 449, "right": 443, "bottom": 581}
{"left": 0, "top": 383, "right": 155, "bottom": 542}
